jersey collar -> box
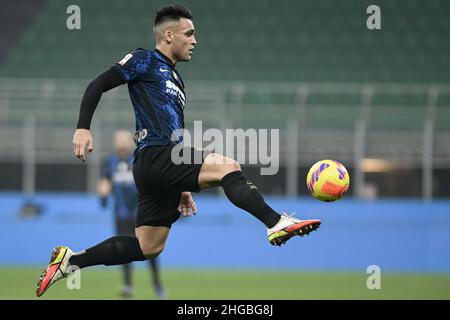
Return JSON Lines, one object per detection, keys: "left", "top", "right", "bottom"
{"left": 154, "top": 49, "right": 175, "bottom": 68}
{"left": 154, "top": 48, "right": 185, "bottom": 89}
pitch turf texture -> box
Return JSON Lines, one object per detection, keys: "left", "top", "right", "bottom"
{"left": 0, "top": 267, "right": 449, "bottom": 300}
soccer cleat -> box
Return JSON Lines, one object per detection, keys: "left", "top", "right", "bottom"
{"left": 267, "top": 212, "right": 321, "bottom": 246}
{"left": 35, "top": 245, "right": 74, "bottom": 297}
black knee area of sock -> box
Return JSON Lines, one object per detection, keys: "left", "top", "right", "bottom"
{"left": 220, "top": 170, "right": 245, "bottom": 188}
{"left": 221, "top": 170, "right": 262, "bottom": 203}
{"left": 220, "top": 170, "right": 280, "bottom": 228}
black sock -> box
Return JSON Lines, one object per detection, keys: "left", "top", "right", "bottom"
{"left": 220, "top": 170, "right": 281, "bottom": 228}
{"left": 69, "top": 236, "right": 146, "bottom": 269}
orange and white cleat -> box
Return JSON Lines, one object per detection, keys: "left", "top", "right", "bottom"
{"left": 35, "top": 245, "right": 74, "bottom": 297}
{"left": 268, "top": 213, "right": 321, "bottom": 246}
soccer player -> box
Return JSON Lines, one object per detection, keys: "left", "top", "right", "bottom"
{"left": 36, "top": 4, "right": 321, "bottom": 297}
{"left": 99, "top": 129, "right": 165, "bottom": 299}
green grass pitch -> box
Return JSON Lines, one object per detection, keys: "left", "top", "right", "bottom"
{"left": 0, "top": 267, "right": 449, "bottom": 300}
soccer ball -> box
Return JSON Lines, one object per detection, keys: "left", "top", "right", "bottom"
{"left": 306, "top": 160, "right": 350, "bottom": 202}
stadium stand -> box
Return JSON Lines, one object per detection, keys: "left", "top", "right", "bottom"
{"left": 0, "top": 0, "right": 449, "bottom": 194}
{"left": 0, "top": 0, "right": 449, "bottom": 82}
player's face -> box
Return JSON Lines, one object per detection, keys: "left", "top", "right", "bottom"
{"left": 171, "top": 18, "right": 196, "bottom": 62}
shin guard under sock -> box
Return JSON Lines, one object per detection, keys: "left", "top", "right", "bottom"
{"left": 69, "top": 236, "right": 145, "bottom": 269}
{"left": 220, "top": 170, "right": 281, "bottom": 228}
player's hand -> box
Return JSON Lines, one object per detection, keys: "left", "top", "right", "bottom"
{"left": 72, "top": 129, "right": 94, "bottom": 162}
{"left": 178, "top": 192, "right": 197, "bottom": 217}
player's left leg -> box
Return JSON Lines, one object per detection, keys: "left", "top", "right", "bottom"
{"left": 36, "top": 235, "right": 149, "bottom": 296}
{"left": 36, "top": 146, "right": 182, "bottom": 297}
{"left": 35, "top": 235, "right": 147, "bottom": 297}
{"left": 198, "top": 153, "right": 321, "bottom": 246}
{"left": 36, "top": 224, "right": 172, "bottom": 298}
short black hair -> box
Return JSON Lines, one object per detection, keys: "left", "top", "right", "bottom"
{"left": 154, "top": 4, "right": 193, "bottom": 26}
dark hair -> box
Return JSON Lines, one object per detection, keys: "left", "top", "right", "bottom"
{"left": 154, "top": 4, "right": 193, "bottom": 26}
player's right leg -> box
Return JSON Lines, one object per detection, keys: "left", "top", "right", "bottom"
{"left": 198, "top": 152, "right": 321, "bottom": 246}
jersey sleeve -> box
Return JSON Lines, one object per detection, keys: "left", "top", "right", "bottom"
{"left": 112, "top": 48, "right": 151, "bottom": 82}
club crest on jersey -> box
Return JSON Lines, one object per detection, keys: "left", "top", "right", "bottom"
{"left": 166, "top": 80, "right": 186, "bottom": 107}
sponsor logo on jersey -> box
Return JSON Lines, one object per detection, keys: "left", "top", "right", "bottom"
{"left": 118, "top": 53, "right": 133, "bottom": 66}
{"left": 166, "top": 80, "right": 186, "bottom": 107}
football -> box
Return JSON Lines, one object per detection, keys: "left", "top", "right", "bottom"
{"left": 306, "top": 160, "right": 350, "bottom": 202}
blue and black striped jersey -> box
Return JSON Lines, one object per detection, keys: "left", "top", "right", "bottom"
{"left": 113, "top": 48, "right": 186, "bottom": 156}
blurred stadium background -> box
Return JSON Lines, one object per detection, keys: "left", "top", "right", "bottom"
{"left": 0, "top": 0, "right": 449, "bottom": 299}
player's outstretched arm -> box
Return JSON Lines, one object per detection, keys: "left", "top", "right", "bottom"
{"left": 73, "top": 68, "right": 125, "bottom": 162}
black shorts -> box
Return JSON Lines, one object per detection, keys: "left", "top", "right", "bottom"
{"left": 132, "top": 145, "right": 209, "bottom": 228}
